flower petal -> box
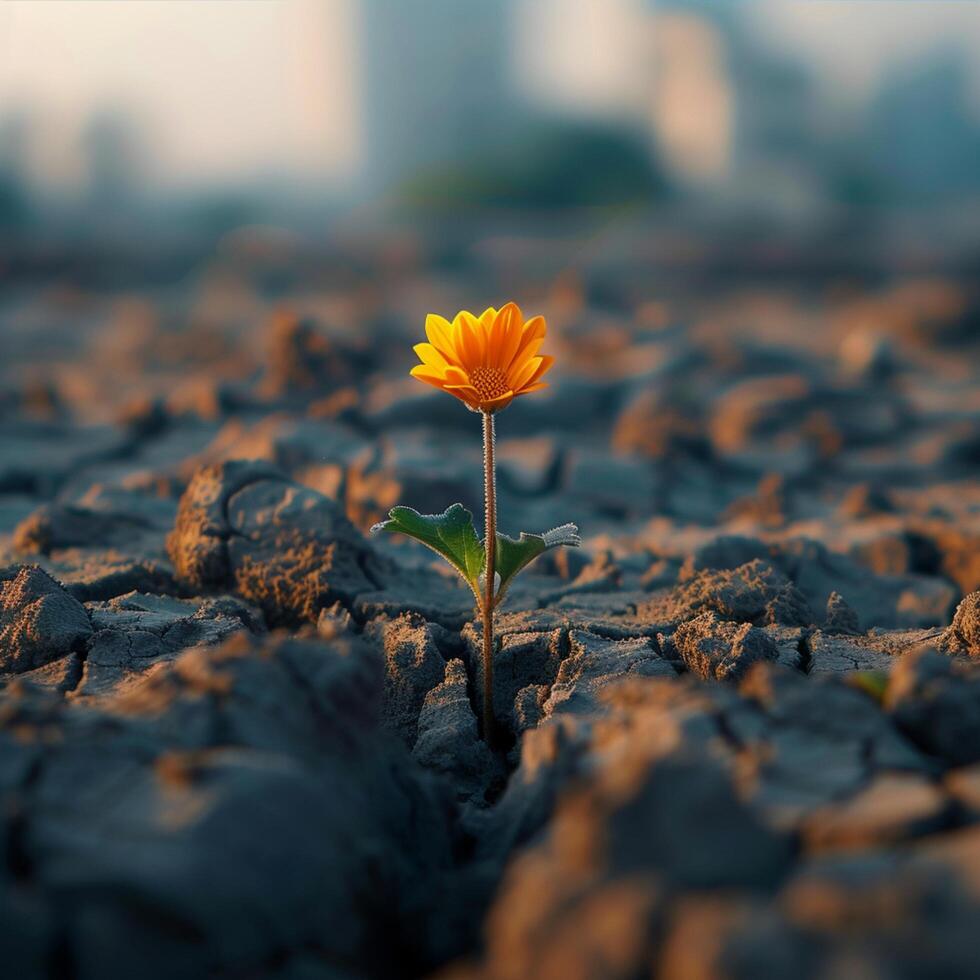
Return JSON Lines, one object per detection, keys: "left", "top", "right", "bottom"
{"left": 410, "top": 365, "right": 450, "bottom": 388}
{"left": 444, "top": 382, "right": 482, "bottom": 409}
{"left": 524, "top": 354, "right": 554, "bottom": 387}
{"left": 509, "top": 354, "right": 544, "bottom": 392}
{"left": 425, "top": 314, "right": 457, "bottom": 361}
{"left": 506, "top": 337, "right": 544, "bottom": 385}
{"left": 454, "top": 311, "right": 484, "bottom": 368}
{"left": 494, "top": 303, "right": 525, "bottom": 370}
{"left": 514, "top": 381, "right": 549, "bottom": 397}
{"left": 506, "top": 315, "right": 546, "bottom": 372}
{"left": 413, "top": 343, "right": 449, "bottom": 372}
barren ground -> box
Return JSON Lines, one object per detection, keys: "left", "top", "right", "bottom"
{"left": 1, "top": 226, "right": 979, "bottom": 979}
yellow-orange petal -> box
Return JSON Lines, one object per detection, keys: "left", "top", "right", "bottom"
{"left": 487, "top": 302, "right": 519, "bottom": 367}
{"left": 444, "top": 384, "right": 478, "bottom": 396}
{"left": 444, "top": 383, "right": 482, "bottom": 409}
{"left": 516, "top": 381, "right": 549, "bottom": 397}
{"left": 524, "top": 354, "right": 554, "bottom": 387}
{"left": 494, "top": 303, "right": 524, "bottom": 370}
{"left": 507, "top": 315, "right": 546, "bottom": 371}
{"left": 410, "top": 366, "right": 451, "bottom": 389}
{"left": 424, "top": 314, "right": 456, "bottom": 360}
{"left": 485, "top": 312, "right": 507, "bottom": 365}
{"left": 509, "top": 354, "right": 545, "bottom": 393}
{"left": 413, "top": 342, "right": 450, "bottom": 372}
{"left": 478, "top": 307, "right": 497, "bottom": 329}
{"left": 454, "top": 311, "right": 484, "bottom": 368}
{"left": 507, "top": 337, "right": 544, "bottom": 383}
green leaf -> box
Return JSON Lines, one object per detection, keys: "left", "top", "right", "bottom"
{"left": 847, "top": 669, "right": 890, "bottom": 704}
{"left": 371, "top": 504, "right": 485, "bottom": 596}
{"left": 494, "top": 523, "right": 581, "bottom": 603}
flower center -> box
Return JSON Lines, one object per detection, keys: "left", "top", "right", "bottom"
{"left": 469, "top": 366, "right": 509, "bottom": 401}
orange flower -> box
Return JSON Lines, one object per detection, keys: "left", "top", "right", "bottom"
{"left": 410, "top": 303, "right": 553, "bottom": 413}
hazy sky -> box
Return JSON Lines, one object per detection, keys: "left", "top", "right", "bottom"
{"left": 0, "top": 0, "right": 360, "bottom": 189}
{"left": 518, "top": 0, "right": 980, "bottom": 115}
{"left": 1, "top": 0, "right": 979, "bottom": 190}
{"left": 750, "top": 0, "right": 980, "bottom": 106}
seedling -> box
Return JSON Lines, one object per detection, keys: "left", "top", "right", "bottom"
{"left": 372, "top": 304, "right": 580, "bottom": 743}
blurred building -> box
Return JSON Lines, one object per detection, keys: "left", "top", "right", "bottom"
{"left": 868, "top": 51, "right": 980, "bottom": 201}
{"left": 512, "top": 0, "right": 823, "bottom": 215}
{"left": 359, "top": 0, "right": 524, "bottom": 192}
{"left": 0, "top": 112, "right": 33, "bottom": 231}
{"left": 642, "top": 0, "right": 822, "bottom": 214}
{"left": 645, "top": 4, "right": 734, "bottom": 185}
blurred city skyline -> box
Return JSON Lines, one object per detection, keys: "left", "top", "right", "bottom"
{"left": 2, "top": 0, "right": 980, "bottom": 228}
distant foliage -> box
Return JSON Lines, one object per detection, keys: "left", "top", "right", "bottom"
{"left": 398, "top": 120, "right": 670, "bottom": 211}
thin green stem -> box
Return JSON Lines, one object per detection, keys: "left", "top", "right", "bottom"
{"left": 481, "top": 411, "right": 496, "bottom": 745}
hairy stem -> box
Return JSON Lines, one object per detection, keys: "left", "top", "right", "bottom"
{"left": 482, "top": 411, "right": 497, "bottom": 745}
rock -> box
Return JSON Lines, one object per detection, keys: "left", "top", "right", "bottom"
{"left": 659, "top": 896, "right": 815, "bottom": 980}
{"left": 678, "top": 535, "right": 772, "bottom": 579}
{"left": 825, "top": 590, "right": 861, "bottom": 634}
{"left": 561, "top": 448, "right": 660, "bottom": 521}
{"left": 0, "top": 565, "right": 92, "bottom": 673}
{"left": 710, "top": 373, "right": 906, "bottom": 470}
{"left": 612, "top": 386, "right": 706, "bottom": 460}
{"left": 763, "top": 625, "right": 809, "bottom": 671}
{"left": 365, "top": 613, "right": 445, "bottom": 747}
{"left": 806, "top": 631, "right": 894, "bottom": 674}
{"left": 478, "top": 714, "right": 596, "bottom": 866}
{"left": 913, "top": 522, "right": 980, "bottom": 597}
{"left": 346, "top": 430, "right": 482, "bottom": 531}
{"left": 467, "top": 626, "right": 567, "bottom": 735}
{"left": 735, "top": 663, "right": 927, "bottom": 822}
{"left": 774, "top": 537, "right": 956, "bottom": 630}
{"left": 945, "top": 764, "right": 980, "bottom": 814}
{"left": 199, "top": 415, "right": 368, "bottom": 478}
{"left": 0, "top": 633, "right": 458, "bottom": 978}
{"left": 167, "top": 460, "right": 383, "bottom": 625}
{"left": 495, "top": 436, "right": 562, "bottom": 496}
{"left": 12, "top": 487, "right": 175, "bottom": 558}
{"left": 726, "top": 472, "right": 792, "bottom": 527}
{"left": 639, "top": 559, "right": 813, "bottom": 627}
{"left": 535, "top": 551, "right": 623, "bottom": 605}
{"left": 939, "top": 591, "right": 980, "bottom": 656}
{"left": 801, "top": 773, "right": 948, "bottom": 853}
{"left": 352, "top": 566, "right": 475, "bottom": 631}
{"left": 0, "top": 420, "right": 130, "bottom": 496}
{"left": 53, "top": 554, "right": 179, "bottom": 604}
{"left": 544, "top": 630, "right": 676, "bottom": 716}
{"left": 885, "top": 646, "right": 980, "bottom": 766}
{"left": 672, "top": 611, "right": 779, "bottom": 682}
{"left": 413, "top": 658, "right": 497, "bottom": 805}
{"left": 512, "top": 684, "right": 548, "bottom": 735}
{"left": 763, "top": 582, "right": 813, "bottom": 627}
{"left": 258, "top": 311, "right": 373, "bottom": 402}
{"left": 316, "top": 602, "right": 355, "bottom": 637}
{"left": 14, "top": 503, "right": 143, "bottom": 556}
{"left": 474, "top": 750, "right": 791, "bottom": 980}
{"left": 76, "top": 591, "right": 260, "bottom": 697}
{"left": 776, "top": 852, "right": 979, "bottom": 978}
{"left": 837, "top": 483, "right": 895, "bottom": 518}
{"left": 850, "top": 531, "right": 916, "bottom": 577}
